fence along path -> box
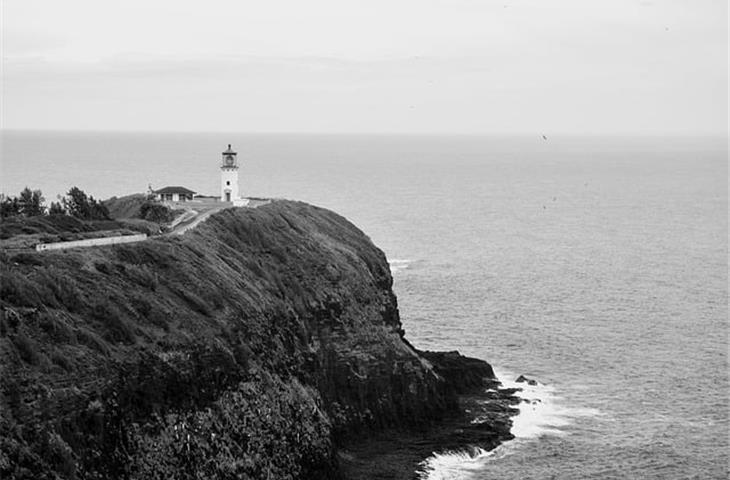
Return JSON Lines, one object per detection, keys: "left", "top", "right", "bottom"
{"left": 35, "top": 234, "right": 148, "bottom": 252}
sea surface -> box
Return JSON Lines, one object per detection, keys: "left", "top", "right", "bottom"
{"left": 1, "top": 131, "right": 728, "bottom": 479}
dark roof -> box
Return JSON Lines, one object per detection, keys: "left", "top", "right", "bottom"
{"left": 154, "top": 186, "right": 196, "bottom": 195}
{"left": 223, "top": 144, "right": 237, "bottom": 155}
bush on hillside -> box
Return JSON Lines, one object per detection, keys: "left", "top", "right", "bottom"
{"left": 105, "top": 193, "right": 175, "bottom": 225}
{"left": 139, "top": 201, "right": 174, "bottom": 223}
{"left": 129, "top": 374, "right": 332, "bottom": 480}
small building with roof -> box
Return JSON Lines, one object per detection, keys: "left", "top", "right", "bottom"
{"left": 153, "top": 186, "right": 196, "bottom": 202}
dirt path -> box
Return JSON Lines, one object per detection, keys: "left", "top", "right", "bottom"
{"left": 167, "top": 198, "right": 272, "bottom": 236}
{"left": 169, "top": 207, "right": 224, "bottom": 235}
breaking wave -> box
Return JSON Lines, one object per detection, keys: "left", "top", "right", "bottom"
{"left": 388, "top": 258, "right": 413, "bottom": 273}
{"left": 417, "top": 370, "right": 601, "bottom": 479}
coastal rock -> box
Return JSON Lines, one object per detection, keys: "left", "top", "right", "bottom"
{"left": 419, "top": 350, "right": 499, "bottom": 393}
{"left": 0, "top": 200, "right": 514, "bottom": 479}
{"left": 516, "top": 374, "right": 538, "bottom": 386}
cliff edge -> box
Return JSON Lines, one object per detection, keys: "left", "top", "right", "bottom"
{"left": 0, "top": 201, "right": 514, "bottom": 479}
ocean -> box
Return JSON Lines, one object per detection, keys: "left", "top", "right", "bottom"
{"left": 1, "top": 131, "right": 727, "bottom": 479}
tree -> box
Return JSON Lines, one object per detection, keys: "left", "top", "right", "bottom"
{"left": 18, "top": 187, "right": 45, "bottom": 216}
{"left": 0, "top": 188, "right": 45, "bottom": 217}
{"left": 0, "top": 194, "right": 21, "bottom": 218}
{"left": 89, "top": 195, "right": 110, "bottom": 220}
{"left": 65, "top": 187, "right": 110, "bottom": 220}
{"left": 66, "top": 187, "right": 92, "bottom": 219}
{"left": 49, "top": 201, "right": 66, "bottom": 215}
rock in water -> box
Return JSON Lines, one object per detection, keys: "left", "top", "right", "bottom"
{"left": 516, "top": 374, "right": 539, "bottom": 386}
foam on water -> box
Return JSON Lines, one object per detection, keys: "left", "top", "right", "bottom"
{"left": 418, "top": 370, "right": 602, "bottom": 479}
{"left": 388, "top": 258, "right": 413, "bottom": 273}
{"left": 500, "top": 374, "right": 570, "bottom": 439}
{"left": 416, "top": 446, "right": 503, "bottom": 480}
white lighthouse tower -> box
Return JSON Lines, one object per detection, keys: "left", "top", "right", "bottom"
{"left": 220, "top": 144, "right": 239, "bottom": 202}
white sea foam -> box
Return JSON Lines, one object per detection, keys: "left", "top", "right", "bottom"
{"left": 388, "top": 258, "right": 413, "bottom": 273}
{"left": 418, "top": 370, "right": 602, "bottom": 479}
{"left": 501, "top": 376, "right": 569, "bottom": 439}
{"left": 416, "top": 446, "right": 497, "bottom": 480}
{"left": 493, "top": 370, "right": 600, "bottom": 439}
{"left": 417, "top": 443, "right": 524, "bottom": 480}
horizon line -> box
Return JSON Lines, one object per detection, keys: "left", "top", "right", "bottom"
{"left": 1, "top": 128, "right": 727, "bottom": 139}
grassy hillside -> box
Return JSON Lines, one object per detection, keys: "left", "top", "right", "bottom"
{"left": 104, "top": 194, "right": 148, "bottom": 219}
{"left": 1, "top": 201, "right": 478, "bottom": 479}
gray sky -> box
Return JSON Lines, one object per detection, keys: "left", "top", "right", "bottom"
{"left": 2, "top": 0, "right": 727, "bottom": 135}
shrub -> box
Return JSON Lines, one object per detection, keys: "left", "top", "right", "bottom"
{"left": 0, "top": 273, "right": 49, "bottom": 309}
{"left": 9, "top": 253, "right": 44, "bottom": 267}
{"left": 175, "top": 288, "right": 212, "bottom": 317}
{"left": 76, "top": 328, "right": 111, "bottom": 356}
{"left": 94, "top": 261, "right": 113, "bottom": 275}
{"left": 12, "top": 333, "right": 44, "bottom": 366}
{"left": 50, "top": 349, "right": 73, "bottom": 371}
{"left": 139, "top": 201, "right": 173, "bottom": 223}
{"left": 129, "top": 375, "right": 333, "bottom": 480}
{"left": 125, "top": 265, "right": 158, "bottom": 291}
{"left": 40, "top": 432, "right": 76, "bottom": 477}
{"left": 41, "top": 269, "right": 84, "bottom": 313}
{"left": 92, "top": 303, "right": 136, "bottom": 344}
{"left": 146, "top": 306, "right": 170, "bottom": 331}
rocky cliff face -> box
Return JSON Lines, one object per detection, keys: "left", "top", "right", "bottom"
{"left": 0, "top": 201, "right": 511, "bottom": 479}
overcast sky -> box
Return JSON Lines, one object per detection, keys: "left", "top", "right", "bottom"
{"left": 2, "top": 0, "right": 727, "bottom": 135}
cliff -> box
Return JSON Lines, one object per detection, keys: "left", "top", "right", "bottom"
{"left": 0, "top": 201, "right": 514, "bottom": 479}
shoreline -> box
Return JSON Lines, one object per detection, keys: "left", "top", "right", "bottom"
{"left": 338, "top": 362, "right": 521, "bottom": 479}
{"left": 1, "top": 201, "right": 523, "bottom": 479}
{"left": 413, "top": 371, "right": 591, "bottom": 479}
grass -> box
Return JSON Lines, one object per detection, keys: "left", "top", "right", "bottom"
{"left": 0, "top": 200, "right": 457, "bottom": 480}
{"left": 103, "top": 193, "right": 148, "bottom": 219}
{"left": 0, "top": 195, "right": 171, "bottom": 252}
{"left": 0, "top": 215, "right": 151, "bottom": 251}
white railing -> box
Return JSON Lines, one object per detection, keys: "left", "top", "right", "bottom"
{"left": 35, "top": 234, "right": 148, "bottom": 252}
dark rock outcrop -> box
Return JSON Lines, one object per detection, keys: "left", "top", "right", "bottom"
{"left": 419, "top": 350, "right": 498, "bottom": 393}
{"left": 516, "top": 375, "right": 538, "bottom": 386}
{"left": 0, "top": 200, "right": 514, "bottom": 479}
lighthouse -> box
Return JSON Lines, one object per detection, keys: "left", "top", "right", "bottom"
{"left": 220, "top": 144, "right": 239, "bottom": 202}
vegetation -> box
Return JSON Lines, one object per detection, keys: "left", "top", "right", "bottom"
{"left": 139, "top": 199, "right": 174, "bottom": 223}
{"left": 104, "top": 193, "right": 178, "bottom": 224}
{"left": 0, "top": 189, "right": 177, "bottom": 246}
{"left": 1, "top": 186, "right": 109, "bottom": 220}
{"left": 129, "top": 373, "right": 332, "bottom": 480}
{"left": 48, "top": 201, "right": 66, "bottom": 216}
{"left": 0, "top": 188, "right": 45, "bottom": 218}
{"left": 64, "top": 187, "right": 110, "bottom": 220}
{"left": 0, "top": 201, "right": 464, "bottom": 479}
{"left": 103, "top": 194, "right": 148, "bottom": 219}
